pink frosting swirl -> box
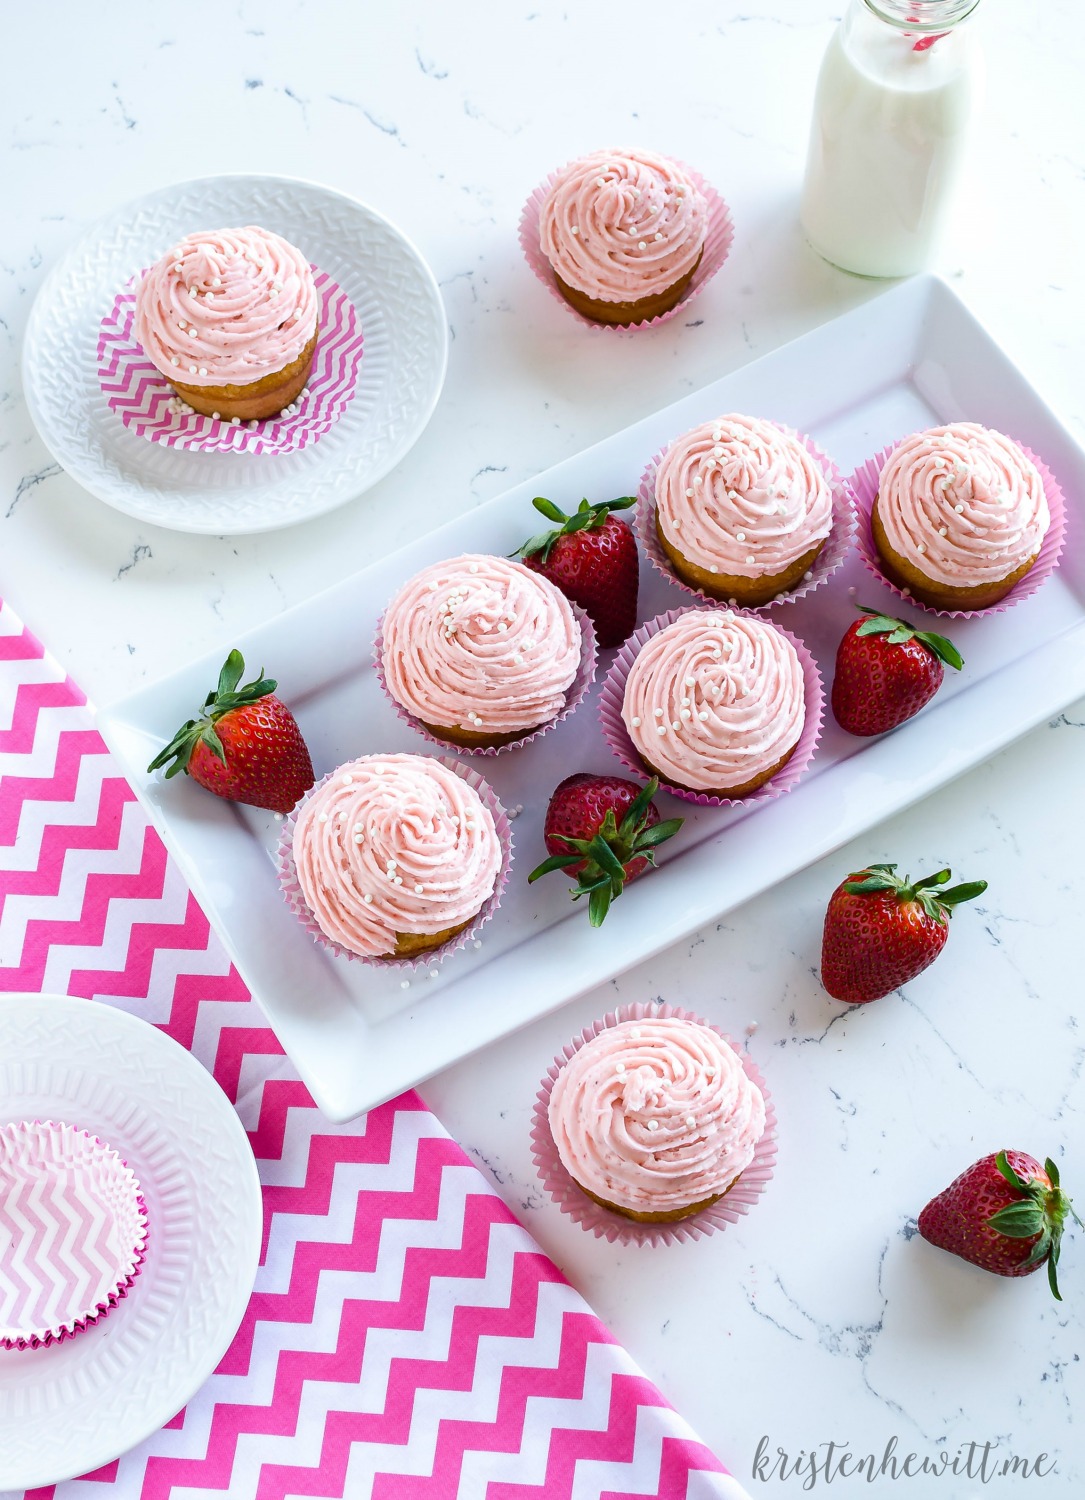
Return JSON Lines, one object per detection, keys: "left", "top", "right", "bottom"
{"left": 133, "top": 226, "right": 318, "bottom": 387}
{"left": 656, "top": 414, "right": 833, "bottom": 578}
{"left": 622, "top": 611, "right": 805, "bottom": 792}
{"left": 380, "top": 555, "right": 583, "bottom": 736}
{"left": 292, "top": 754, "right": 501, "bottom": 958}
{"left": 548, "top": 1017, "right": 766, "bottom": 1216}
{"left": 877, "top": 423, "right": 1049, "bottom": 586}
{"left": 539, "top": 148, "right": 708, "bottom": 304}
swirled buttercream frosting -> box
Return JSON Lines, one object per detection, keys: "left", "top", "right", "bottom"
{"left": 549, "top": 1017, "right": 766, "bottom": 1216}
{"left": 656, "top": 414, "right": 832, "bottom": 578}
{"left": 622, "top": 611, "right": 805, "bottom": 793}
{"left": 877, "top": 423, "right": 1049, "bottom": 587}
{"left": 380, "top": 555, "right": 583, "bottom": 737}
{"left": 134, "top": 226, "right": 318, "bottom": 388}
{"left": 539, "top": 148, "right": 708, "bottom": 304}
{"left": 292, "top": 754, "right": 501, "bottom": 958}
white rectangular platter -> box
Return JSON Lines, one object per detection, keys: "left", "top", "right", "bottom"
{"left": 98, "top": 276, "right": 1085, "bottom": 1122}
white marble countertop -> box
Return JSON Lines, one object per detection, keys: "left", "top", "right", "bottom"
{"left": 2, "top": 1, "right": 1083, "bottom": 1493}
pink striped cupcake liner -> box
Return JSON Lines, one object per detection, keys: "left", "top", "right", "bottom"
{"left": 519, "top": 159, "right": 734, "bottom": 333}
{"left": 373, "top": 605, "right": 598, "bottom": 759}
{"left": 96, "top": 266, "right": 363, "bottom": 456}
{"left": 637, "top": 424, "right": 856, "bottom": 610}
{"left": 277, "top": 754, "right": 513, "bottom": 973}
{"left": 598, "top": 604, "right": 824, "bottom": 808}
{"left": 0, "top": 1120, "right": 148, "bottom": 1351}
{"left": 847, "top": 436, "right": 1067, "bottom": 619}
{"left": 531, "top": 1001, "right": 777, "bottom": 1248}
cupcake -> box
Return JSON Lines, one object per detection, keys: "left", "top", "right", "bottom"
{"left": 538, "top": 148, "right": 709, "bottom": 326}
{"left": 133, "top": 226, "right": 319, "bottom": 421}
{"left": 871, "top": 423, "right": 1051, "bottom": 611}
{"left": 621, "top": 609, "right": 806, "bottom": 798}
{"left": 0, "top": 1121, "right": 148, "bottom": 1350}
{"left": 379, "top": 554, "right": 586, "bottom": 749}
{"left": 287, "top": 753, "right": 505, "bottom": 960}
{"left": 547, "top": 1016, "right": 767, "bottom": 1223}
{"left": 654, "top": 414, "right": 834, "bottom": 605}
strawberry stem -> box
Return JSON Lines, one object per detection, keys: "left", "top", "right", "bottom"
{"left": 855, "top": 603, "right": 964, "bottom": 671}
{"left": 842, "top": 862, "right": 987, "bottom": 924}
{"left": 988, "top": 1149, "right": 1077, "bottom": 1301}
{"left": 514, "top": 495, "right": 636, "bottom": 565}
{"left": 147, "top": 650, "right": 278, "bottom": 779}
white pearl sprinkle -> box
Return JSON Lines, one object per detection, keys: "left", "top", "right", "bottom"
{"left": 188, "top": 364, "right": 197, "bottom": 373}
{"left": 709, "top": 564, "right": 718, "bottom": 574}
{"left": 681, "top": 709, "right": 691, "bottom": 720}
{"left": 684, "top": 677, "right": 695, "bottom": 687}
{"left": 681, "top": 695, "right": 690, "bottom": 706}
{"left": 248, "top": 420, "right": 258, "bottom": 429}
{"left": 686, "top": 488, "right": 693, "bottom": 498}
{"left": 955, "top": 504, "right": 965, "bottom": 514}
{"left": 171, "top": 356, "right": 180, "bottom": 366}
{"left": 685, "top": 1115, "right": 696, "bottom": 1129}
{"left": 648, "top": 1119, "right": 659, "bottom": 1132}
{"left": 342, "top": 774, "right": 353, "bottom": 785}
{"left": 917, "top": 542, "right": 927, "bottom": 553}
{"left": 671, "top": 720, "right": 680, "bottom": 730}
{"left": 654, "top": 707, "right": 664, "bottom": 718}
{"left": 804, "top": 571, "right": 813, "bottom": 581}
{"left": 615, "top": 1061, "right": 626, "bottom": 1074}
{"left": 394, "top": 876, "right": 403, "bottom": 885}
{"left": 745, "top": 555, "right": 755, "bottom": 565}
{"left": 363, "top": 893, "right": 373, "bottom": 904}
{"left": 657, "top": 725, "right": 667, "bottom": 735}
{"left": 473, "top": 939, "right": 483, "bottom": 949}
{"left": 211, "top": 411, "right": 221, "bottom": 421}
{"left": 430, "top": 969, "right": 439, "bottom": 980}
{"left": 317, "top": 812, "right": 328, "bottom": 823}
{"left": 638, "top": 241, "right": 647, "bottom": 250}
{"left": 699, "top": 710, "right": 709, "bottom": 721}
{"left": 654, "top": 232, "right": 663, "bottom": 241}
{"left": 198, "top": 367, "right": 208, "bottom": 377}
{"left": 939, "top": 526, "right": 948, "bottom": 536}
{"left": 631, "top": 716, "right": 641, "bottom": 727}
{"left": 400, "top": 980, "right": 410, "bottom": 990}
{"left": 735, "top": 532, "right": 746, "bottom": 543}
{"left": 188, "top": 286, "right": 198, "bottom": 298}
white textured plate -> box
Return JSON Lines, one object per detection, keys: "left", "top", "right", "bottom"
{"left": 0, "top": 995, "right": 263, "bottom": 1489}
{"left": 98, "top": 277, "right": 1085, "bottom": 1122}
{"left": 21, "top": 174, "right": 448, "bottom": 534}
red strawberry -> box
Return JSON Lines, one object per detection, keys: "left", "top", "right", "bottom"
{"left": 528, "top": 774, "right": 683, "bottom": 926}
{"left": 821, "top": 862, "right": 986, "bottom": 1004}
{"left": 918, "top": 1150, "right": 1081, "bottom": 1299}
{"left": 148, "top": 649, "right": 314, "bottom": 815}
{"left": 832, "top": 604, "right": 963, "bottom": 736}
{"left": 515, "top": 495, "right": 639, "bottom": 648}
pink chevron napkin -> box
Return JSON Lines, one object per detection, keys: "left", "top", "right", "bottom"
{"left": 0, "top": 598, "right": 749, "bottom": 1500}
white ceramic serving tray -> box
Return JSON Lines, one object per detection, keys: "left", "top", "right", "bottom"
{"left": 98, "top": 276, "right": 1085, "bottom": 1122}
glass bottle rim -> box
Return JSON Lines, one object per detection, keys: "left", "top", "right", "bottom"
{"left": 863, "top": 0, "right": 982, "bottom": 32}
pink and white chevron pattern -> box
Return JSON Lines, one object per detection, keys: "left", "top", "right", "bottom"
{"left": 96, "top": 268, "right": 364, "bottom": 456}
{"left": 0, "top": 1123, "right": 148, "bottom": 1349}
{"left": 0, "top": 596, "right": 748, "bottom": 1500}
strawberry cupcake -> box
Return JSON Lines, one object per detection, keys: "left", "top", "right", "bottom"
{"left": 133, "top": 226, "right": 319, "bottom": 420}
{"left": 871, "top": 423, "right": 1051, "bottom": 611}
{"left": 619, "top": 610, "right": 808, "bottom": 799}
{"left": 545, "top": 1014, "right": 767, "bottom": 1224}
{"left": 283, "top": 753, "right": 508, "bottom": 962}
{"left": 537, "top": 148, "right": 709, "bottom": 326}
{"left": 652, "top": 414, "right": 835, "bottom": 605}
{"left": 378, "top": 554, "right": 591, "bottom": 751}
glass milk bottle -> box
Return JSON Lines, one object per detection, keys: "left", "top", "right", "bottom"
{"left": 800, "top": 0, "right": 984, "bottom": 278}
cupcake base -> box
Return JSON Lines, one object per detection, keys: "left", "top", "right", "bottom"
{"left": 553, "top": 249, "right": 703, "bottom": 327}
{"left": 639, "top": 742, "right": 797, "bottom": 801}
{"left": 574, "top": 1174, "right": 736, "bottom": 1224}
{"left": 392, "top": 919, "right": 472, "bottom": 958}
{"left": 872, "top": 498, "right": 1037, "bottom": 611}
{"left": 170, "top": 330, "right": 318, "bottom": 420}
{"left": 419, "top": 719, "right": 544, "bottom": 750}
{"left": 656, "top": 517, "right": 825, "bottom": 606}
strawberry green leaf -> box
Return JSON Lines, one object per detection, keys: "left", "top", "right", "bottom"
{"left": 527, "top": 853, "right": 582, "bottom": 882}
{"left": 636, "top": 817, "right": 685, "bottom": 848}
{"left": 915, "top": 630, "right": 965, "bottom": 671}
{"left": 995, "top": 1149, "right": 1032, "bottom": 1195}
{"left": 588, "top": 883, "right": 613, "bottom": 928}
{"left": 939, "top": 880, "right": 988, "bottom": 907}
{"left": 987, "top": 1202, "right": 1046, "bottom": 1238}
